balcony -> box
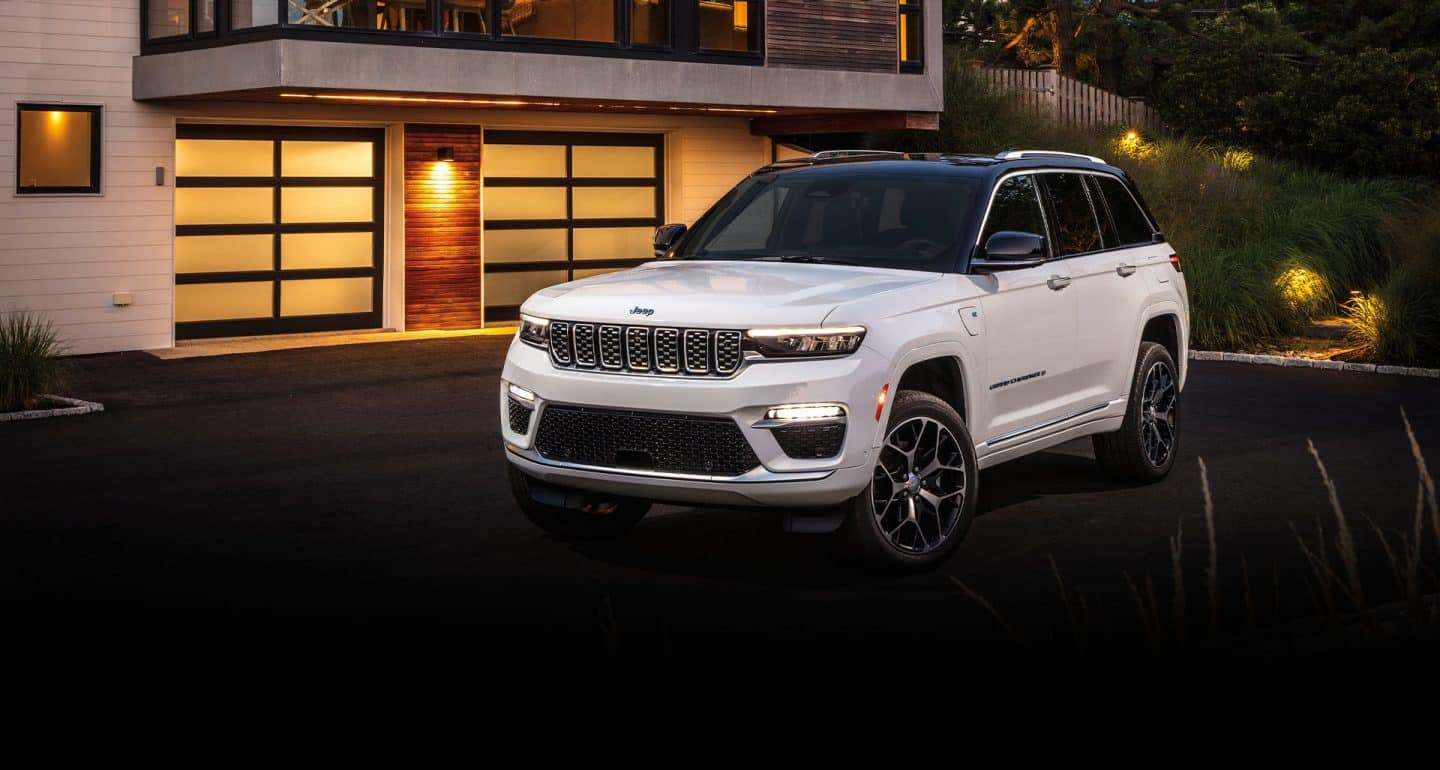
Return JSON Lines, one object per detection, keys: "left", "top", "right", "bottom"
{"left": 134, "top": 0, "right": 943, "bottom": 126}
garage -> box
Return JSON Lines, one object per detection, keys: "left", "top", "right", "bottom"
{"left": 173, "top": 125, "right": 385, "bottom": 339}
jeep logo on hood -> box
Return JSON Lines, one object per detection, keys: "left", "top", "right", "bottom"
{"left": 629, "top": 306, "right": 655, "bottom": 317}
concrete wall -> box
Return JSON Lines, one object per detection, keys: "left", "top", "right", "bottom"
{"left": 133, "top": 34, "right": 944, "bottom": 114}
{"left": 2, "top": 0, "right": 176, "bottom": 355}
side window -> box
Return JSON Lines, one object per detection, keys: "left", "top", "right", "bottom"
{"left": 1043, "top": 173, "right": 1104, "bottom": 256}
{"left": 16, "top": 104, "right": 102, "bottom": 195}
{"left": 980, "top": 175, "right": 1049, "bottom": 257}
{"left": 1095, "top": 175, "right": 1155, "bottom": 246}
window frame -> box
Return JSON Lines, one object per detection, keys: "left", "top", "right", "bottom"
{"left": 15, "top": 103, "right": 104, "bottom": 196}
{"left": 141, "top": 0, "right": 764, "bottom": 65}
{"left": 898, "top": 0, "right": 923, "bottom": 73}
{"left": 972, "top": 168, "right": 1159, "bottom": 269}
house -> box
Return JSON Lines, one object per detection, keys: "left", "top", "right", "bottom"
{"left": 2, "top": 0, "right": 941, "bottom": 354}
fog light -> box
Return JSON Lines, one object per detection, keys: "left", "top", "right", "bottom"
{"left": 764, "top": 404, "right": 845, "bottom": 421}
{"left": 508, "top": 383, "right": 536, "bottom": 402}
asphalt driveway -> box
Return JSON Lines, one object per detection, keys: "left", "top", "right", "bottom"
{"left": 3, "top": 337, "right": 1438, "bottom": 670}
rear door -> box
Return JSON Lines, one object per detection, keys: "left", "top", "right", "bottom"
{"left": 974, "top": 174, "right": 1081, "bottom": 450}
{"left": 1063, "top": 172, "right": 1166, "bottom": 405}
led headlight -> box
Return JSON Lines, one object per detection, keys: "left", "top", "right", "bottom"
{"left": 764, "top": 404, "right": 846, "bottom": 421}
{"left": 747, "top": 325, "right": 866, "bottom": 358}
{"left": 517, "top": 313, "right": 550, "bottom": 349}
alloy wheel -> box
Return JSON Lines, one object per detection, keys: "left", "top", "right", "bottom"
{"left": 1140, "top": 360, "right": 1177, "bottom": 467}
{"left": 871, "top": 416, "right": 968, "bottom": 554}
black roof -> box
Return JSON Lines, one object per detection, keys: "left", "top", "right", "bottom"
{"left": 754, "top": 150, "right": 1128, "bottom": 181}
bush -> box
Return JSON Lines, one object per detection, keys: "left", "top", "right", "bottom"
{"left": 0, "top": 312, "right": 68, "bottom": 412}
{"left": 865, "top": 55, "right": 1438, "bottom": 355}
{"left": 1346, "top": 262, "right": 1440, "bottom": 367}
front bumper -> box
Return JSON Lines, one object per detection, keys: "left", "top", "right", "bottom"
{"left": 499, "top": 336, "right": 888, "bottom": 507}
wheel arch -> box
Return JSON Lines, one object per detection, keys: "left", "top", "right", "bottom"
{"left": 874, "top": 344, "right": 978, "bottom": 448}
{"left": 1131, "top": 301, "right": 1187, "bottom": 390}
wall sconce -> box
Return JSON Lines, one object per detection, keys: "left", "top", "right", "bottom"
{"left": 437, "top": 146, "right": 455, "bottom": 162}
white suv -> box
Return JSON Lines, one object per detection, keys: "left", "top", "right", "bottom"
{"left": 501, "top": 150, "right": 1189, "bottom": 570}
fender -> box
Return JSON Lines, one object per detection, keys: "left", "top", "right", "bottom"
{"left": 870, "top": 340, "right": 982, "bottom": 449}
{"left": 1127, "top": 300, "right": 1188, "bottom": 393}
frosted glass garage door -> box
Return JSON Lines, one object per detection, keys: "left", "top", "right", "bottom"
{"left": 174, "top": 126, "right": 383, "bottom": 339}
{"left": 481, "top": 131, "right": 663, "bottom": 323}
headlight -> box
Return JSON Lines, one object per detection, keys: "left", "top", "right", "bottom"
{"left": 747, "top": 325, "right": 866, "bottom": 357}
{"left": 518, "top": 313, "right": 550, "bottom": 348}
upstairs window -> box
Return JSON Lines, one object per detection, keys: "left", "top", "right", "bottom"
{"left": 699, "top": 1, "right": 760, "bottom": 52}
{"left": 899, "top": 0, "right": 922, "bottom": 71}
{"left": 15, "top": 104, "right": 102, "bottom": 195}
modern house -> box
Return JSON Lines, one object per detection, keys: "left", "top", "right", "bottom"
{"left": 3, "top": 0, "right": 941, "bottom": 354}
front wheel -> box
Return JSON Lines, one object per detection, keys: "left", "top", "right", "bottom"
{"left": 834, "top": 390, "right": 978, "bottom": 572}
{"left": 1092, "top": 341, "right": 1180, "bottom": 482}
{"left": 508, "top": 464, "right": 651, "bottom": 540}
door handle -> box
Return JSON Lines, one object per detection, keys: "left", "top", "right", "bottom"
{"left": 1116, "top": 263, "right": 1136, "bottom": 277}
{"left": 1047, "top": 275, "right": 1071, "bottom": 291}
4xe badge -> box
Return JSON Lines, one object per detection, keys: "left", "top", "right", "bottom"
{"left": 629, "top": 306, "right": 655, "bottom": 317}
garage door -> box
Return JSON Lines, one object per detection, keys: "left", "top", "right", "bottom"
{"left": 481, "top": 131, "right": 663, "bottom": 323}
{"left": 174, "top": 125, "right": 384, "bottom": 339}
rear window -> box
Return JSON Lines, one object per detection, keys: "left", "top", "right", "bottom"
{"left": 1095, "top": 175, "right": 1155, "bottom": 246}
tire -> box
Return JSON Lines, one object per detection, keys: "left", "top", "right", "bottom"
{"left": 508, "top": 464, "right": 651, "bottom": 540}
{"left": 1093, "top": 342, "right": 1181, "bottom": 482}
{"left": 834, "top": 390, "right": 979, "bottom": 572}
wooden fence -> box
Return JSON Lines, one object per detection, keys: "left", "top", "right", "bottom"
{"left": 978, "top": 66, "right": 1162, "bottom": 133}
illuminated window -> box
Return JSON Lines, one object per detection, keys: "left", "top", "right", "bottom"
{"left": 899, "top": 0, "right": 922, "bottom": 71}
{"left": 15, "top": 104, "right": 101, "bottom": 195}
{"left": 699, "top": 0, "right": 759, "bottom": 52}
{"left": 630, "top": 0, "right": 670, "bottom": 46}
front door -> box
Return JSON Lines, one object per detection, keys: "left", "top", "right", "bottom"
{"left": 974, "top": 173, "right": 1081, "bottom": 449}
{"left": 174, "top": 125, "right": 384, "bottom": 339}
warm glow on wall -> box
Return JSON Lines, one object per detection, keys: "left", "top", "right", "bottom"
{"left": 427, "top": 158, "right": 456, "bottom": 197}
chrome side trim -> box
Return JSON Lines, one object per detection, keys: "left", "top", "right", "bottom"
{"left": 984, "top": 401, "right": 1112, "bottom": 446}
{"left": 506, "top": 444, "right": 834, "bottom": 484}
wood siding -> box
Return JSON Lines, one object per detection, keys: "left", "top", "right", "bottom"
{"left": 766, "top": 0, "right": 897, "bottom": 73}
{"left": 404, "top": 125, "right": 483, "bottom": 330}
{"left": 0, "top": 0, "right": 176, "bottom": 354}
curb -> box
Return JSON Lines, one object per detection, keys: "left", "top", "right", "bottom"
{"left": 1189, "top": 350, "right": 1440, "bottom": 378}
{"left": 0, "top": 395, "right": 105, "bottom": 423}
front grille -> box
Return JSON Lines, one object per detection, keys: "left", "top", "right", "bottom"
{"left": 507, "top": 397, "right": 534, "bottom": 435}
{"left": 534, "top": 405, "right": 761, "bottom": 476}
{"left": 548, "top": 321, "right": 744, "bottom": 377}
{"left": 772, "top": 423, "right": 847, "bottom": 459}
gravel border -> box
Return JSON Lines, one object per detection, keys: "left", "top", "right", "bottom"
{"left": 0, "top": 395, "right": 105, "bottom": 423}
{"left": 1190, "top": 350, "right": 1440, "bottom": 378}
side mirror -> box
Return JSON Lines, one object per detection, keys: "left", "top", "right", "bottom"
{"left": 972, "top": 230, "right": 1046, "bottom": 272}
{"left": 653, "top": 223, "right": 687, "bottom": 258}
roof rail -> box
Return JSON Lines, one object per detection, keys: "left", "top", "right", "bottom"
{"left": 996, "top": 150, "right": 1107, "bottom": 164}
{"left": 809, "top": 150, "right": 907, "bottom": 160}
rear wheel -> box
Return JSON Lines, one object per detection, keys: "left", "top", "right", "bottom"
{"left": 835, "top": 390, "right": 978, "bottom": 571}
{"left": 508, "top": 464, "right": 651, "bottom": 540}
{"left": 1093, "top": 342, "right": 1180, "bottom": 482}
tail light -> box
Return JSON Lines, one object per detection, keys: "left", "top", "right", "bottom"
{"left": 1169, "top": 254, "right": 1182, "bottom": 273}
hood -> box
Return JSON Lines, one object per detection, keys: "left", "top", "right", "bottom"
{"left": 519, "top": 260, "right": 941, "bottom": 327}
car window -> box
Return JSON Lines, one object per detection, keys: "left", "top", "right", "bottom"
{"left": 980, "top": 175, "right": 1050, "bottom": 258}
{"left": 1043, "top": 173, "right": 1104, "bottom": 256}
{"left": 1095, "top": 175, "right": 1155, "bottom": 246}
{"left": 705, "top": 185, "right": 790, "bottom": 253}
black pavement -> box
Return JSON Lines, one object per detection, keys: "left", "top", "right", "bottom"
{"left": 3, "top": 337, "right": 1437, "bottom": 672}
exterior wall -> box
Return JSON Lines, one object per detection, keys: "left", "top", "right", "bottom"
{"left": 766, "top": 0, "right": 898, "bottom": 73}
{"left": 1, "top": 0, "right": 176, "bottom": 355}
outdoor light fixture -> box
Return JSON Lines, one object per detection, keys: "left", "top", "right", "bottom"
{"left": 437, "top": 147, "right": 455, "bottom": 162}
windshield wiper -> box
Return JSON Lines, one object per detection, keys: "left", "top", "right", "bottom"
{"left": 771, "top": 255, "right": 862, "bottom": 266}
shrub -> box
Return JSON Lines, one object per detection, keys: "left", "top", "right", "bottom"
{"left": 0, "top": 312, "right": 68, "bottom": 412}
{"left": 1346, "top": 263, "right": 1440, "bottom": 367}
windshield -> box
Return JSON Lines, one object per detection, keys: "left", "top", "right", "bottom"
{"left": 674, "top": 171, "right": 978, "bottom": 271}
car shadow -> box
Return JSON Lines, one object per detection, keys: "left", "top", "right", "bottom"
{"left": 568, "top": 447, "right": 1136, "bottom": 588}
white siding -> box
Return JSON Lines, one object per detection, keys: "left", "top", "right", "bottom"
{"left": 0, "top": 0, "right": 175, "bottom": 355}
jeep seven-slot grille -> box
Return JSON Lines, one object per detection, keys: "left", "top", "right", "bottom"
{"left": 534, "top": 405, "right": 761, "bottom": 476}
{"left": 548, "top": 322, "right": 744, "bottom": 377}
